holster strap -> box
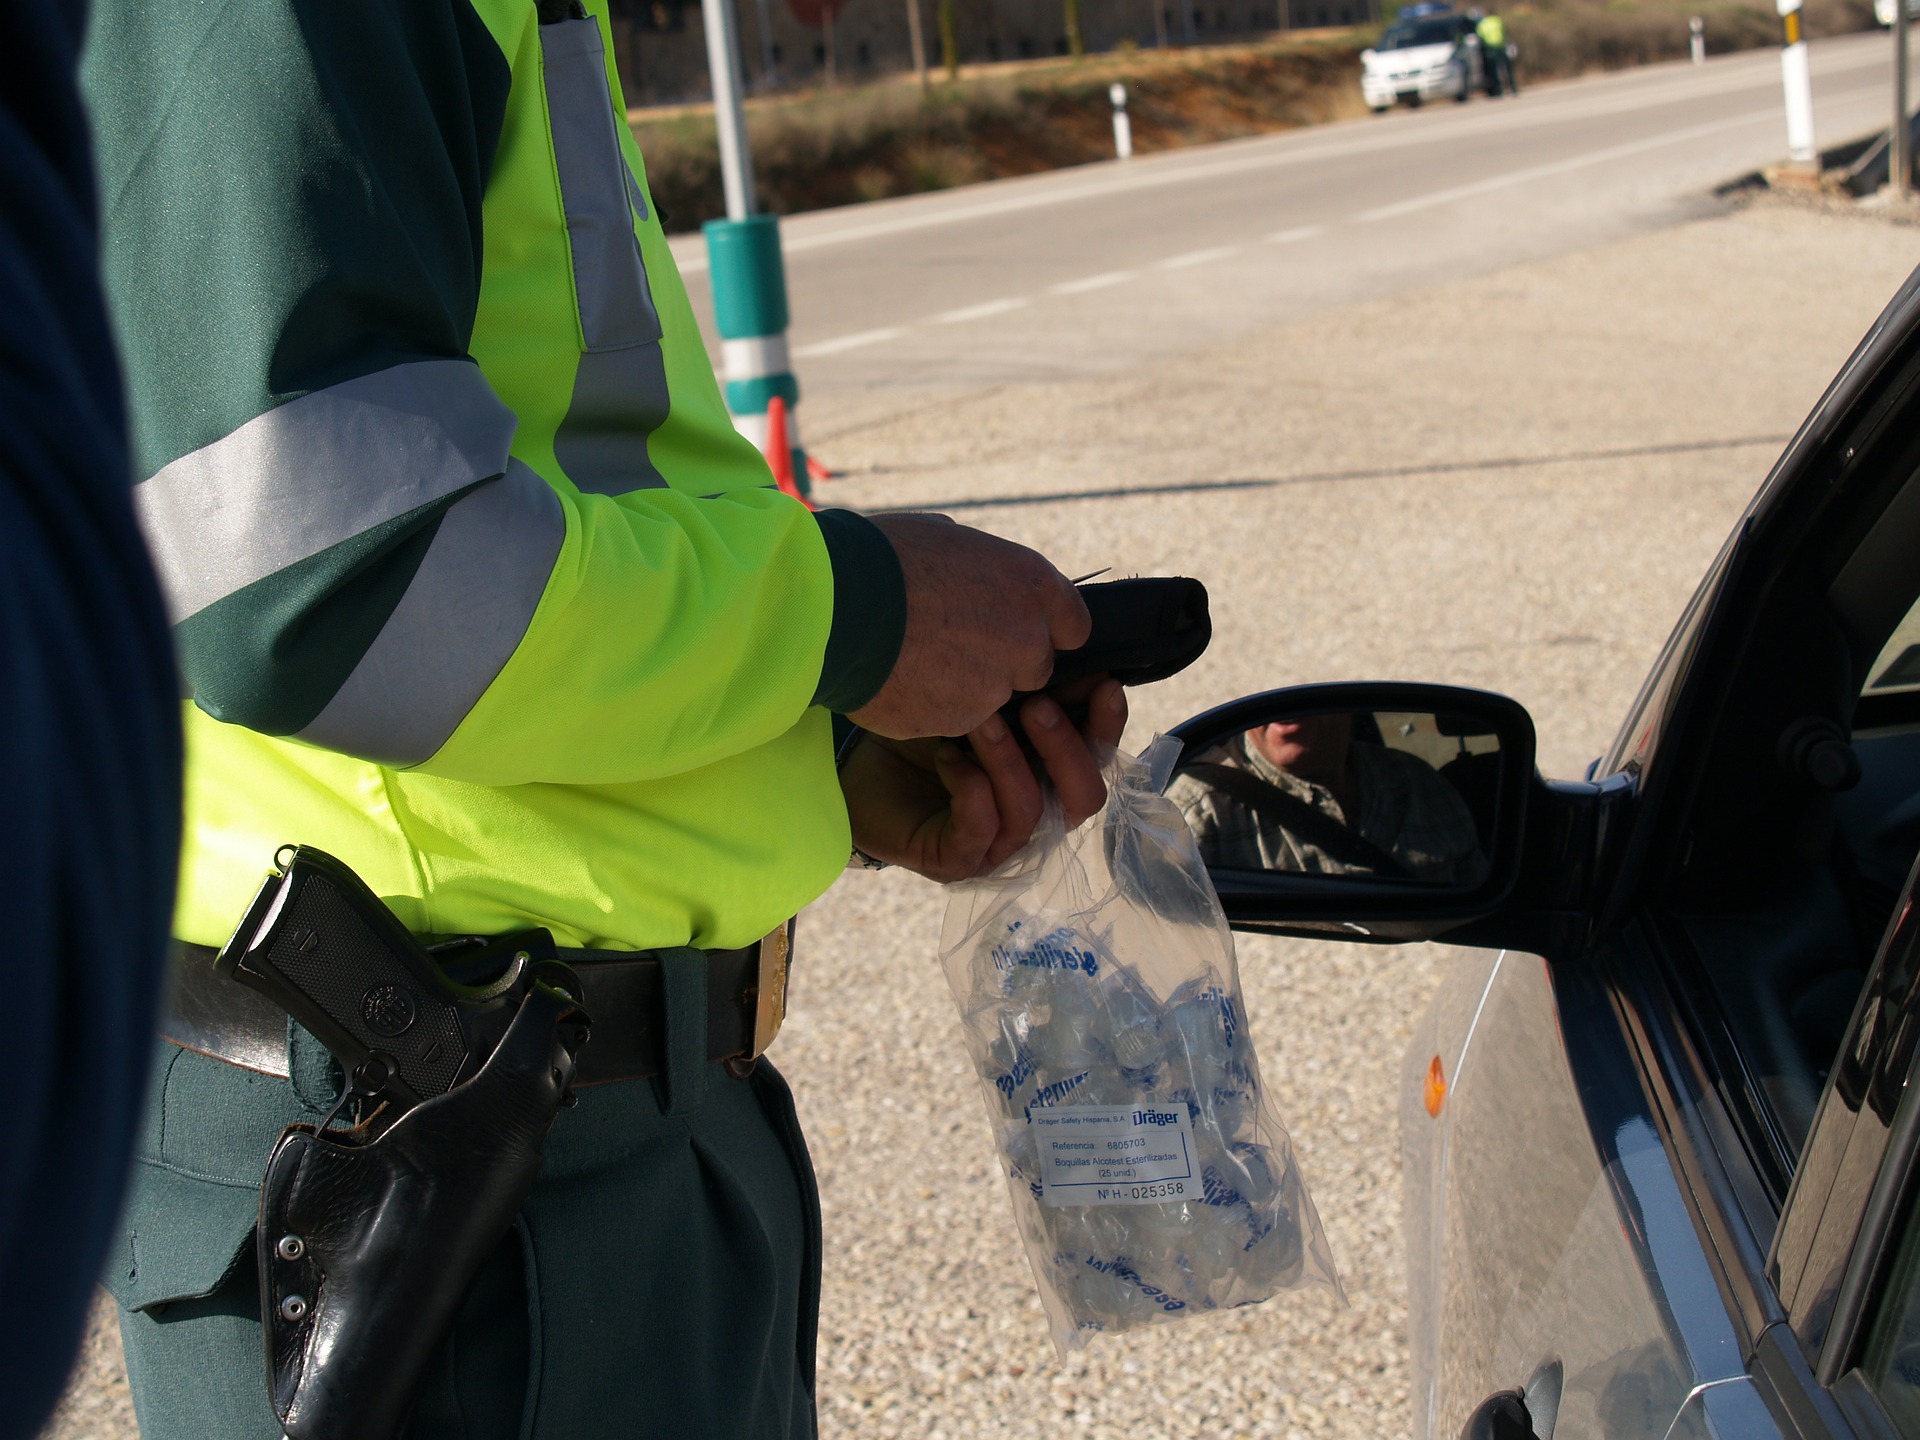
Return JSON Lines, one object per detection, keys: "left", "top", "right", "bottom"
{"left": 163, "top": 935, "right": 786, "bottom": 1087}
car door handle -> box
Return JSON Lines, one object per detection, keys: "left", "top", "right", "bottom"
{"left": 1460, "top": 1389, "right": 1541, "bottom": 1440}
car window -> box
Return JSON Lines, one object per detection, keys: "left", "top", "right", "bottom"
{"left": 1379, "top": 18, "right": 1461, "bottom": 47}
{"left": 1864, "top": 597, "right": 1920, "bottom": 697}
{"left": 1859, "top": 1195, "right": 1920, "bottom": 1432}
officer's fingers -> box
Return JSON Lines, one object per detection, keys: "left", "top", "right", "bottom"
{"left": 1043, "top": 570, "right": 1093, "bottom": 652}
{"left": 931, "top": 742, "right": 998, "bottom": 880}
{"left": 1083, "top": 679, "right": 1129, "bottom": 751}
{"left": 1022, "top": 695, "right": 1108, "bottom": 830}
{"left": 1010, "top": 641, "right": 1056, "bottom": 696}
{"left": 970, "top": 712, "right": 1044, "bottom": 870}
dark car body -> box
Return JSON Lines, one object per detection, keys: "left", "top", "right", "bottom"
{"left": 1177, "top": 263, "right": 1920, "bottom": 1439}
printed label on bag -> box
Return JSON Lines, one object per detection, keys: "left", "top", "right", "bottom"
{"left": 1032, "top": 1104, "right": 1199, "bottom": 1206}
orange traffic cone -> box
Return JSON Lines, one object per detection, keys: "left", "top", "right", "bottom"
{"left": 763, "top": 396, "right": 814, "bottom": 510}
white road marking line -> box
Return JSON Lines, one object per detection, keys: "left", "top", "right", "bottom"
{"left": 1158, "top": 246, "right": 1239, "bottom": 269}
{"left": 791, "top": 327, "right": 906, "bottom": 358}
{"left": 1266, "top": 224, "right": 1326, "bottom": 244}
{"left": 1050, "top": 271, "right": 1133, "bottom": 295}
{"left": 931, "top": 297, "right": 1030, "bottom": 324}
{"left": 1356, "top": 107, "right": 1775, "bottom": 221}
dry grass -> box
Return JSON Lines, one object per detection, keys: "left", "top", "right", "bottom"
{"left": 632, "top": 0, "right": 1875, "bottom": 232}
{"left": 1509, "top": 0, "right": 1872, "bottom": 79}
{"left": 635, "top": 37, "right": 1371, "bottom": 229}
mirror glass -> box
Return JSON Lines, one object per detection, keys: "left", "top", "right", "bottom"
{"left": 1165, "top": 708, "right": 1502, "bottom": 885}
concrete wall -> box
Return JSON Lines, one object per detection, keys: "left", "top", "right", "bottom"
{"left": 609, "top": 0, "right": 1374, "bottom": 104}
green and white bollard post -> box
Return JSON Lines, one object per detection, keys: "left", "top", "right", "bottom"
{"left": 699, "top": 0, "right": 817, "bottom": 497}
{"left": 703, "top": 213, "right": 808, "bottom": 496}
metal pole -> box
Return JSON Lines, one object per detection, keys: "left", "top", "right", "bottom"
{"left": 906, "top": 0, "right": 930, "bottom": 87}
{"left": 1777, "top": 0, "right": 1816, "bottom": 166}
{"left": 1896, "top": 0, "right": 1911, "bottom": 198}
{"left": 701, "top": 0, "right": 758, "bottom": 218}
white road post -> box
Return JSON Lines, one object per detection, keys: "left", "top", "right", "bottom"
{"left": 1778, "top": 0, "right": 1817, "bottom": 165}
{"left": 1111, "top": 82, "right": 1133, "bottom": 160}
{"left": 1689, "top": 15, "right": 1704, "bottom": 64}
{"left": 1896, "top": 0, "right": 1911, "bottom": 200}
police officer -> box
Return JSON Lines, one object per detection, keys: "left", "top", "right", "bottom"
{"left": 79, "top": 0, "right": 1124, "bottom": 1433}
{"left": 1477, "top": 8, "right": 1516, "bottom": 95}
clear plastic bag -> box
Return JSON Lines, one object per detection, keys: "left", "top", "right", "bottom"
{"left": 939, "top": 736, "right": 1341, "bottom": 1357}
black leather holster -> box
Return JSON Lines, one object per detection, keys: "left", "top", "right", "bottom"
{"left": 257, "top": 981, "right": 588, "bottom": 1440}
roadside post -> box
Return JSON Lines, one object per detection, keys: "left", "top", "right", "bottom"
{"left": 1778, "top": 0, "right": 1817, "bottom": 165}
{"left": 1111, "top": 83, "right": 1133, "bottom": 160}
{"left": 906, "top": 0, "right": 930, "bottom": 87}
{"left": 1895, "top": 0, "right": 1911, "bottom": 200}
{"left": 700, "top": 0, "right": 814, "bottom": 495}
{"left": 1689, "top": 15, "right": 1704, "bottom": 64}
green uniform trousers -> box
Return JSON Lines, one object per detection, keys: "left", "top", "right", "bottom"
{"left": 107, "top": 971, "right": 822, "bottom": 1440}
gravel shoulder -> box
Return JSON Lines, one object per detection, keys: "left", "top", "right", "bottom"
{"left": 42, "top": 199, "right": 1920, "bottom": 1440}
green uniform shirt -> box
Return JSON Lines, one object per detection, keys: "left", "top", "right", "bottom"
{"left": 83, "top": 0, "right": 906, "bottom": 951}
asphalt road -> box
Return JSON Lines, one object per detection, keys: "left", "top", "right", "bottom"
{"left": 671, "top": 33, "right": 1917, "bottom": 421}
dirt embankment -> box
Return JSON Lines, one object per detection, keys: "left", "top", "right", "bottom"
{"left": 633, "top": 0, "right": 1873, "bottom": 233}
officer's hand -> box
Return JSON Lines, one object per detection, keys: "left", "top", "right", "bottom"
{"left": 840, "top": 678, "right": 1128, "bottom": 882}
{"left": 849, "top": 513, "right": 1092, "bottom": 741}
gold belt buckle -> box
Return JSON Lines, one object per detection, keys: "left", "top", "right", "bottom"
{"left": 731, "top": 918, "right": 795, "bottom": 1076}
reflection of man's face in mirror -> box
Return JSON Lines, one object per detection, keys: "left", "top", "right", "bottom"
{"left": 1247, "top": 714, "right": 1354, "bottom": 792}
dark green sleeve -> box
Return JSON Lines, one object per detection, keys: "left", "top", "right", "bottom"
{"left": 812, "top": 508, "right": 906, "bottom": 714}
{"left": 81, "top": 0, "right": 518, "bottom": 742}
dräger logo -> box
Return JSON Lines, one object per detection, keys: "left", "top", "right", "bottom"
{"left": 1132, "top": 1109, "right": 1180, "bottom": 1127}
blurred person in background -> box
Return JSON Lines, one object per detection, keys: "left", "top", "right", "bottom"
{"left": 0, "top": 2, "right": 181, "bottom": 1435}
{"left": 1478, "top": 8, "right": 1517, "bottom": 95}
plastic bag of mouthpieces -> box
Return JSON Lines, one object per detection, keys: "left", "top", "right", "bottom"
{"left": 938, "top": 737, "right": 1342, "bottom": 1357}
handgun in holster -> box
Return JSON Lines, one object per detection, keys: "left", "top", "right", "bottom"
{"left": 216, "top": 844, "right": 592, "bottom": 1440}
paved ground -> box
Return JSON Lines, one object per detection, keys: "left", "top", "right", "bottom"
{"left": 45, "top": 196, "right": 1920, "bottom": 1438}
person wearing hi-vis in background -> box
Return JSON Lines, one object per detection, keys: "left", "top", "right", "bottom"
{"left": 79, "top": 0, "right": 1127, "bottom": 1434}
{"left": 1476, "top": 8, "right": 1518, "bottom": 95}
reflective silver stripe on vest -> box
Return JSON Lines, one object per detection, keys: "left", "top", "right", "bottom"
{"left": 295, "top": 460, "right": 563, "bottom": 766}
{"left": 540, "top": 17, "right": 669, "bottom": 495}
{"left": 134, "top": 360, "right": 517, "bottom": 623}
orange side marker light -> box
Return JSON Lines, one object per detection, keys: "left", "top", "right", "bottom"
{"left": 1423, "top": 1055, "right": 1447, "bottom": 1119}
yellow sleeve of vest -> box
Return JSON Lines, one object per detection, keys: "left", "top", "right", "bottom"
{"left": 417, "top": 483, "right": 833, "bottom": 787}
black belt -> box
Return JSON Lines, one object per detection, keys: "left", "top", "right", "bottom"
{"left": 162, "top": 928, "right": 793, "bottom": 1088}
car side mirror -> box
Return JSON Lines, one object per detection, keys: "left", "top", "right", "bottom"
{"left": 1165, "top": 682, "right": 1537, "bottom": 944}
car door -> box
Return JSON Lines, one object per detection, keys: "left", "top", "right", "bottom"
{"left": 1171, "top": 260, "right": 1920, "bottom": 1439}
{"left": 1427, "top": 260, "right": 1920, "bottom": 1439}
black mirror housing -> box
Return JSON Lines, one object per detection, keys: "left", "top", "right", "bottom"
{"left": 1167, "top": 682, "right": 1539, "bottom": 944}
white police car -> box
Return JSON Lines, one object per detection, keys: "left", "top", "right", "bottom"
{"left": 1361, "top": 8, "right": 1483, "bottom": 110}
